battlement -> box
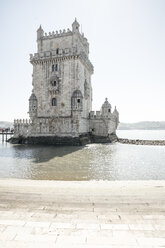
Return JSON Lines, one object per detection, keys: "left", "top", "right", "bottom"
{"left": 37, "top": 22, "right": 89, "bottom": 52}
{"left": 30, "top": 47, "right": 78, "bottom": 61}
{"left": 14, "top": 119, "right": 32, "bottom": 124}
{"left": 41, "top": 28, "right": 72, "bottom": 40}
{"left": 39, "top": 28, "right": 88, "bottom": 45}
{"left": 30, "top": 50, "right": 94, "bottom": 73}
{"left": 89, "top": 111, "right": 101, "bottom": 119}
{"left": 89, "top": 108, "right": 119, "bottom": 122}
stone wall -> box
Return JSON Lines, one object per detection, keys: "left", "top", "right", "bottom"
{"left": 13, "top": 117, "right": 89, "bottom": 138}
{"left": 89, "top": 111, "right": 118, "bottom": 137}
{"left": 9, "top": 133, "right": 118, "bottom": 146}
{"left": 31, "top": 57, "right": 92, "bottom": 119}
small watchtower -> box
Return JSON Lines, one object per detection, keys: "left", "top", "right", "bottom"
{"left": 101, "top": 98, "right": 112, "bottom": 118}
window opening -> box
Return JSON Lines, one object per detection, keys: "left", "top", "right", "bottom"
{"left": 52, "top": 98, "right": 57, "bottom": 106}
{"left": 55, "top": 64, "right": 58, "bottom": 71}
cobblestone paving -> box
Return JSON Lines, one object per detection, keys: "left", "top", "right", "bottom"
{"left": 0, "top": 179, "right": 165, "bottom": 247}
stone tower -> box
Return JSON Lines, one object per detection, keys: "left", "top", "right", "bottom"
{"left": 12, "top": 19, "right": 119, "bottom": 145}
{"left": 28, "top": 18, "right": 93, "bottom": 136}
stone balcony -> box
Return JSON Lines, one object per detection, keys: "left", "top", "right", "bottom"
{"left": 30, "top": 49, "right": 94, "bottom": 73}
{"left": 30, "top": 47, "right": 78, "bottom": 62}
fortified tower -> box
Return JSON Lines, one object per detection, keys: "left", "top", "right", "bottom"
{"left": 28, "top": 18, "right": 93, "bottom": 136}
{"left": 12, "top": 19, "right": 119, "bottom": 145}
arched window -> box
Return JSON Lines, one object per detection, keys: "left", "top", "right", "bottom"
{"left": 55, "top": 64, "right": 58, "bottom": 71}
{"left": 52, "top": 64, "right": 55, "bottom": 72}
{"left": 52, "top": 81, "right": 56, "bottom": 86}
{"left": 56, "top": 48, "right": 59, "bottom": 55}
{"left": 52, "top": 98, "right": 57, "bottom": 106}
{"left": 71, "top": 90, "right": 83, "bottom": 110}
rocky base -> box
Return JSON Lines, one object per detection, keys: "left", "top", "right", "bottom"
{"left": 90, "top": 133, "right": 118, "bottom": 144}
{"left": 8, "top": 133, "right": 118, "bottom": 146}
{"left": 118, "top": 138, "right": 165, "bottom": 146}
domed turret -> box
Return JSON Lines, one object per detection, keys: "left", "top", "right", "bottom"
{"left": 101, "top": 98, "right": 111, "bottom": 117}
{"left": 72, "top": 18, "right": 80, "bottom": 33}
{"left": 29, "top": 93, "right": 37, "bottom": 101}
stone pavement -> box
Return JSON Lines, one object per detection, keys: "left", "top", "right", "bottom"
{"left": 0, "top": 179, "right": 165, "bottom": 247}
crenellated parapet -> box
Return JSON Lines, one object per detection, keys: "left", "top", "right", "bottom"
{"left": 13, "top": 119, "right": 32, "bottom": 137}
{"left": 30, "top": 50, "right": 94, "bottom": 73}
{"left": 89, "top": 111, "right": 101, "bottom": 119}
{"left": 41, "top": 28, "right": 72, "bottom": 39}
{"left": 89, "top": 108, "right": 118, "bottom": 121}
{"left": 14, "top": 119, "right": 32, "bottom": 124}
{"left": 30, "top": 47, "right": 78, "bottom": 61}
{"left": 38, "top": 26, "right": 88, "bottom": 48}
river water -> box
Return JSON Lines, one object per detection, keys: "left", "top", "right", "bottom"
{"left": 0, "top": 130, "right": 165, "bottom": 180}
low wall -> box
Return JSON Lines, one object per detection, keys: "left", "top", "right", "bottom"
{"left": 118, "top": 138, "right": 165, "bottom": 146}
{"left": 90, "top": 133, "right": 118, "bottom": 143}
{"left": 8, "top": 133, "right": 118, "bottom": 146}
{"left": 8, "top": 135, "right": 88, "bottom": 146}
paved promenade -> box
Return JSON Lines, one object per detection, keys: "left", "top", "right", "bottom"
{"left": 0, "top": 179, "right": 165, "bottom": 248}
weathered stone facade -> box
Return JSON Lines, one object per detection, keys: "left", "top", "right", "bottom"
{"left": 12, "top": 19, "right": 119, "bottom": 145}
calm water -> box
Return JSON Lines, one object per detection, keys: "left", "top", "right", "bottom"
{"left": 117, "top": 129, "right": 165, "bottom": 140}
{"left": 0, "top": 130, "right": 165, "bottom": 180}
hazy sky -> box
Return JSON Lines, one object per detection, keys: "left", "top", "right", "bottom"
{"left": 0, "top": 0, "right": 165, "bottom": 122}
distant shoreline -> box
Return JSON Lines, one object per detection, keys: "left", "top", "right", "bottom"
{"left": 118, "top": 138, "right": 165, "bottom": 146}
{"left": 118, "top": 121, "right": 165, "bottom": 130}
{"left": 1, "top": 121, "right": 165, "bottom": 131}
{"left": 118, "top": 128, "right": 165, "bottom": 130}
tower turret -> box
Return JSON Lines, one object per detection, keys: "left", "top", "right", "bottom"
{"left": 37, "top": 25, "right": 44, "bottom": 40}
{"left": 101, "top": 98, "right": 111, "bottom": 118}
{"left": 72, "top": 18, "right": 80, "bottom": 33}
{"left": 29, "top": 92, "right": 37, "bottom": 118}
{"left": 113, "top": 106, "right": 119, "bottom": 126}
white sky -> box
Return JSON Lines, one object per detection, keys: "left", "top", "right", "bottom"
{"left": 0, "top": 0, "right": 165, "bottom": 122}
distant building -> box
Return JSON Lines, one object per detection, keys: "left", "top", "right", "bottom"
{"left": 12, "top": 19, "right": 119, "bottom": 145}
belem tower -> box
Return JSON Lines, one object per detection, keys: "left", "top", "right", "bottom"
{"left": 11, "top": 19, "right": 119, "bottom": 145}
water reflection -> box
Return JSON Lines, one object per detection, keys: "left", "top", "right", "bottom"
{"left": 0, "top": 142, "right": 118, "bottom": 180}
{"left": 0, "top": 133, "right": 165, "bottom": 180}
